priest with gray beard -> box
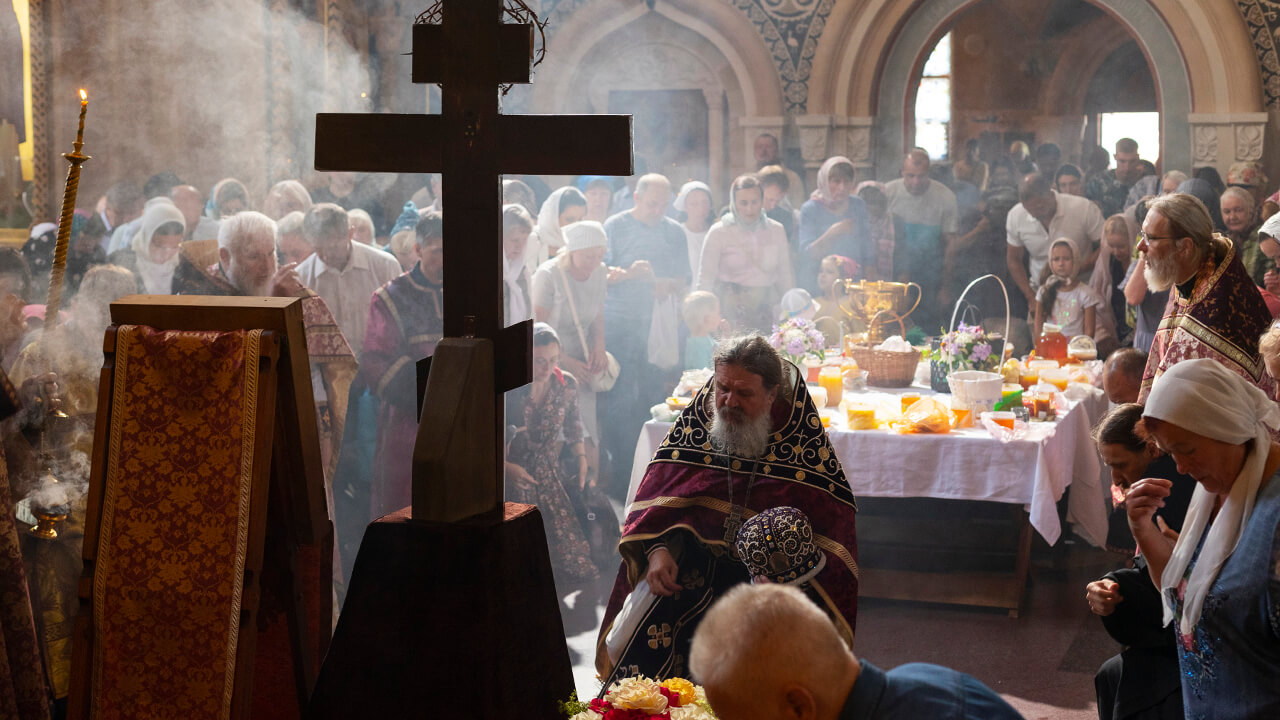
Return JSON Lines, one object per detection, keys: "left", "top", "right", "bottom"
{"left": 1131, "top": 192, "right": 1274, "bottom": 405}
{"left": 597, "top": 334, "right": 860, "bottom": 685}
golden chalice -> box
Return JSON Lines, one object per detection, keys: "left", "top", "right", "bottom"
{"left": 836, "top": 279, "right": 922, "bottom": 343}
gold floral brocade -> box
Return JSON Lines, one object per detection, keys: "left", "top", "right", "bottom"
{"left": 91, "top": 325, "right": 263, "bottom": 720}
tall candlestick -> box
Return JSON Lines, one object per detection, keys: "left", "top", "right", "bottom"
{"left": 45, "top": 89, "right": 91, "bottom": 331}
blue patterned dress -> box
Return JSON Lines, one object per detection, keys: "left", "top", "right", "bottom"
{"left": 1165, "top": 470, "right": 1280, "bottom": 718}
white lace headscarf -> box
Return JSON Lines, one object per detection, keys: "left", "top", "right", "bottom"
{"left": 130, "top": 199, "right": 186, "bottom": 295}
{"left": 1143, "top": 359, "right": 1280, "bottom": 636}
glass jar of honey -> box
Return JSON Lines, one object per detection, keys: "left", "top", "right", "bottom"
{"left": 818, "top": 366, "right": 843, "bottom": 408}
{"left": 1032, "top": 392, "right": 1054, "bottom": 421}
{"left": 900, "top": 392, "right": 921, "bottom": 415}
{"left": 1035, "top": 322, "right": 1068, "bottom": 363}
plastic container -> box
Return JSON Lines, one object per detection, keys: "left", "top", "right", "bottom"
{"left": 1039, "top": 367, "right": 1071, "bottom": 392}
{"left": 1036, "top": 322, "right": 1068, "bottom": 363}
{"left": 846, "top": 404, "right": 877, "bottom": 430}
{"left": 1067, "top": 335, "right": 1098, "bottom": 362}
{"left": 985, "top": 410, "right": 1016, "bottom": 430}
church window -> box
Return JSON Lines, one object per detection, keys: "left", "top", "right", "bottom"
{"left": 914, "top": 31, "right": 951, "bottom": 161}
{"left": 1098, "top": 112, "right": 1160, "bottom": 167}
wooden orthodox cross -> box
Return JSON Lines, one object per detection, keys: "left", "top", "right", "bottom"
{"left": 314, "top": 1, "right": 631, "bottom": 523}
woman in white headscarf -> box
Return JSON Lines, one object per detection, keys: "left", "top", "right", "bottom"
{"left": 531, "top": 221, "right": 610, "bottom": 489}
{"left": 1128, "top": 358, "right": 1280, "bottom": 716}
{"left": 107, "top": 200, "right": 186, "bottom": 295}
{"left": 696, "top": 174, "right": 792, "bottom": 332}
{"left": 502, "top": 204, "right": 534, "bottom": 325}
{"left": 673, "top": 180, "right": 714, "bottom": 280}
{"left": 526, "top": 186, "right": 587, "bottom": 275}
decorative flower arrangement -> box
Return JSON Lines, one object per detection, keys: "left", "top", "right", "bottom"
{"left": 768, "top": 318, "right": 826, "bottom": 366}
{"left": 561, "top": 676, "right": 718, "bottom": 720}
{"left": 929, "top": 322, "right": 1000, "bottom": 375}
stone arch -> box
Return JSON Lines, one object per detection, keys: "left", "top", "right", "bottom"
{"left": 529, "top": 0, "right": 784, "bottom": 198}
{"left": 807, "top": 0, "right": 1263, "bottom": 177}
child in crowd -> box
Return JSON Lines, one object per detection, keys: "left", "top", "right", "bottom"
{"left": 682, "top": 290, "right": 725, "bottom": 370}
{"left": 813, "top": 254, "right": 858, "bottom": 324}
{"left": 1259, "top": 321, "right": 1280, "bottom": 381}
{"left": 1034, "top": 238, "right": 1102, "bottom": 340}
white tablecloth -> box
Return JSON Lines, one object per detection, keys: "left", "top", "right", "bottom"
{"left": 628, "top": 384, "right": 1112, "bottom": 547}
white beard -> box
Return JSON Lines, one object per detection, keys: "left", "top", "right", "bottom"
{"left": 709, "top": 406, "right": 773, "bottom": 459}
{"left": 230, "top": 266, "right": 272, "bottom": 297}
{"left": 1143, "top": 252, "right": 1179, "bottom": 292}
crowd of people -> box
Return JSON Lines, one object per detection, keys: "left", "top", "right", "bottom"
{"left": 7, "top": 131, "right": 1280, "bottom": 718}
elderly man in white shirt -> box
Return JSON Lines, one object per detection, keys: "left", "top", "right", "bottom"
{"left": 296, "top": 203, "right": 402, "bottom": 356}
{"left": 1006, "top": 172, "right": 1105, "bottom": 310}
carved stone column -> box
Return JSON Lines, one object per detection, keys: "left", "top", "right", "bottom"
{"left": 795, "top": 114, "right": 834, "bottom": 191}
{"left": 832, "top": 116, "right": 875, "bottom": 177}
{"left": 704, "top": 89, "right": 726, "bottom": 202}
{"left": 1188, "top": 113, "right": 1269, "bottom": 175}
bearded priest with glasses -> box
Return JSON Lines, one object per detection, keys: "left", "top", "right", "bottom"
{"left": 1134, "top": 193, "right": 1275, "bottom": 406}
{"left": 595, "top": 335, "right": 859, "bottom": 685}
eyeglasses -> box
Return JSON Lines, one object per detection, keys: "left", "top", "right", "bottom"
{"left": 1139, "top": 232, "right": 1181, "bottom": 245}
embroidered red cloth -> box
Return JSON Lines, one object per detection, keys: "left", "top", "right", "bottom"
{"left": 92, "top": 325, "right": 263, "bottom": 719}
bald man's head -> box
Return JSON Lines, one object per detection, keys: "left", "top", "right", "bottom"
{"left": 169, "top": 185, "right": 204, "bottom": 236}
{"left": 902, "top": 148, "right": 932, "bottom": 196}
{"left": 690, "top": 584, "right": 855, "bottom": 720}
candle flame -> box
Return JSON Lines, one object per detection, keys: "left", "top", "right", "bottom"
{"left": 79, "top": 88, "right": 87, "bottom": 101}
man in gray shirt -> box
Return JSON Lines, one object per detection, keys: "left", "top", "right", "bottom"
{"left": 600, "top": 174, "right": 690, "bottom": 495}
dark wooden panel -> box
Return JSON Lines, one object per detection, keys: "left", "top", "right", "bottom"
{"left": 497, "top": 115, "right": 634, "bottom": 175}
{"left": 314, "top": 114, "right": 443, "bottom": 173}
{"left": 413, "top": 23, "right": 533, "bottom": 85}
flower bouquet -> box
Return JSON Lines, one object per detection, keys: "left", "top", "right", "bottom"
{"left": 562, "top": 676, "right": 717, "bottom": 720}
{"left": 928, "top": 322, "right": 1001, "bottom": 393}
{"left": 768, "top": 317, "right": 826, "bottom": 368}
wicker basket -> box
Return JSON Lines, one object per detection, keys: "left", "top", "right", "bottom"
{"left": 849, "top": 343, "right": 919, "bottom": 387}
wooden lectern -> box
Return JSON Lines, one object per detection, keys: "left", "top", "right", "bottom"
{"left": 67, "top": 296, "right": 332, "bottom": 720}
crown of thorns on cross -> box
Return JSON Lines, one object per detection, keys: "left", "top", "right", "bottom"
{"left": 415, "top": 0, "right": 549, "bottom": 95}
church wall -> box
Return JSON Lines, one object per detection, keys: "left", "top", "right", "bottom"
{"left": 23, "top": 0, "right": 1280, "bottom": 224}
{"left": 41, "top": 0, "right": 276, "bottom": 212}
{"left": 809, "top": 0, "right": 1269, "bottom": 181}
{"left": 35, "top": 0, "right": 387, "bottom": 221}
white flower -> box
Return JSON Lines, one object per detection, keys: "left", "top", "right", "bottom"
{"left": 607, "top": 676, "right": 669, "bottom": 714}
{"left": 569, "top": 712, "right": 603, "bottom": 720}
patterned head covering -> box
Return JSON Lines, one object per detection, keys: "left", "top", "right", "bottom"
{"left": 734, "top": 506, "right": 827, "bottom": 584}
{"left": 1227, "top": 161, "right": 1267, "bottom": 188}
{"left": 391, "top": 201, "right": 420, "bottom": 236}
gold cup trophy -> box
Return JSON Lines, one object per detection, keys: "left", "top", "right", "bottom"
{"left": 836, "top": 279, "right": 922, "bottom": 345}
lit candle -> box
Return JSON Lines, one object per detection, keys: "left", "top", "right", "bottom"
{"left": 75, "top": 88, "right": 87, "bottom": 150}
{"left": 45, "top": 89, "right": 91, "bottom": 330}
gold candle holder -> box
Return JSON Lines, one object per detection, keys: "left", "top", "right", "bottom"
{"left": 45, "top": 89, "right": 91, "bottom": 331}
